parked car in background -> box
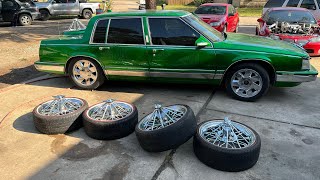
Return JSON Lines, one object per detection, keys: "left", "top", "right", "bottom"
{"left": 194, "top": 3, "right": 239, "bottom": 33}
{"left": 263, "top": 0, "right": 320, "bottom": 20}
{"left": 34, "top": 11, "right": 318, "bottom": 102}
{"left": 257, "top": 7, "right": 320, "bottom": 56}
{"left": 137, "top": 0, "right": 145, "bottom": 10}
{"left": 34, "top": 0, "right": 99, "bottom": 21}
{"left": 0, "top": 0, "right": 40, "bottom": 25}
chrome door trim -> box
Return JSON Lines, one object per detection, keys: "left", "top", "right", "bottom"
{"left": 149, "top": 71, "right": 214, "bottom": 79}
{"left": 105, "top": 70, "right": 149, "bottom": 77}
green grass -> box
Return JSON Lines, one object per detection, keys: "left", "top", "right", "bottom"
{"left": 157, "top": 5, "right": 262, "bottom": 17}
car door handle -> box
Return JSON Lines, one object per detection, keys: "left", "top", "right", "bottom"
{"left": 152, "top": 49, "right": 164, "bottom": 53}
{"left": 99, "top": 47, "right": 110, "bottom": 50}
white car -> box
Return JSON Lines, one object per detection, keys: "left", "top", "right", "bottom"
{"left": 263, "top": 0, "right": 320, "bottom": 20}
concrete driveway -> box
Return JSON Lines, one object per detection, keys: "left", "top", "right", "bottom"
{"left": 0, "top": 22, "right": 320, "bottom": 180}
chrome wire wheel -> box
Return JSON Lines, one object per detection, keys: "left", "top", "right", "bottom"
{"left": 87, "top": 99, "right": 134, "bottom": 121}
{"left": 230, "top": 68, "right": 263, "bottom": 98}
{"left": 199, "top": 118, "right": 256, "bottom": 149}
{"left": 72, "top": 60, "right": 98, "bottom": 86}
{"left": 138, "top": 104, "right": 187, "bottom": 131}
{"left": 36, "top": 95, "right": 84, "bottom": 116}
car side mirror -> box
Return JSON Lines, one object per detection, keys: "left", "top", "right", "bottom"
{"left": 196, "top": 42, "right": 209, "bottom": 48}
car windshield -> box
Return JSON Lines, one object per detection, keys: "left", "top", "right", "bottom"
{"left": 183, "top": 14, "right": 224, "bottom": 41}
{"left": 194, "top": 5, "right": 226, "bottom": 15}
{"left": 265, "top": 10, "right": 316, "bottom": 24}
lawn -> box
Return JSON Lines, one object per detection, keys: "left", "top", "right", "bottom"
{"left": 157, "top": 5, "right": 262, "bottom": 17}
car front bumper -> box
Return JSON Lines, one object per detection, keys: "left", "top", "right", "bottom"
{"left": 276, "top": 65, "right": 318, "bottom": 83}
{"left": 303, "top": 42, "right": 320, "bottom": 57}
{"left": 34, "top": 61, "right": 65, "bottom": 74}
{"left": 31, "top": 12, "right": 41, "bottom": 20}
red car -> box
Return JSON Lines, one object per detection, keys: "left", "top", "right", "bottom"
{"left": 194, "top": 3, "right": 239, "bottom": 33}
{"left": 257, "top": 7, "right": 320, "bottom": 56}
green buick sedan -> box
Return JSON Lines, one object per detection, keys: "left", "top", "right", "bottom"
{"left": 34, "top": 10, "right": 318, "bottom": 101}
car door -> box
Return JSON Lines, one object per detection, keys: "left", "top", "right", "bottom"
{"left": 90, "top": 17, "right": 148, "bottom": 81}
{"left": 299, "top": 0, "right": 320, "bottom": 20}
{"left": 65, "top": 0, "right": 78, "bottom": 15}
{"left": 52, "top": 0, "right": 68, "bottom": 15}
{"left": 146, "top": 17, "right": 216, "bottom": 83}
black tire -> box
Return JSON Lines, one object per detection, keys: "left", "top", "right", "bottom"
{"left": 19, "top": 14, "right": 32, "bottom": 26}
{"left": 82, "top": 9, "right": 92, "bottom": 19}
{"left": 33, "top": 98, "right": 88, "bottom": 134}
{"left": 68, "top": 57, "right": 105, "bottom": 90}
{"left": 193, "top": 120, "right": 261, "bottom": 172}
{"left": 234, "top": 22, "right": 239, "bottom": 33}
{"left": 83, "top": 103, "right": 138, "bottom": 140}
{"left": 225, "top": 63, "right": 270, "bottom": 102}
{"left": 135, "top": 105, "right": 197, "bottom": 152}
{"left": 40, "top": 9, "right": 51, "bottom": 21}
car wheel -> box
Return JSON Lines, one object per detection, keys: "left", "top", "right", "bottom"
{"left": 135, "top": 104, "right": 197, "bottom": 152}
{"left": 19, "top": 14, "right": 32, "bottom": 26}
{"left": 40, "top": 9, "right": 50, "bottom": 21}
{"left": 68, "top": 57, "right": 105, "bottom": 90}
{"left": 33, "top": 95, "right": 88, "bottom": 134}
{"left": 193, "top": 118, "right": 261, "bottom": 172}
{"left": 83, "top": 99, "right": 138, "bottom": 140}
{"left": 82, "top": 9, "right": 92, "bottom": 19}
{"left": 225, "top": 63, "right": 270, "bottom": 102}
{"left": 234, "top": 22, "right": 239, "bottom": 33}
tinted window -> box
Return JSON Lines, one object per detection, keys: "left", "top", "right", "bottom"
{"left": 149, "top": 18, "right": 200, "bottom": 46}
{"left": 55, "top": 0, "right": 67, "bottom": 3}
{"left": 286, "top": 0, "right": 300, "bottom": 7}
{"left": 93, "top": 19, "right": 109, "bottom": 43}
{"left": 265, "top": 10, "right": 316, "bottom": 24}
{"left": 107, "top": 18, "right": 144, "bottom": 44}
{"left": 194, "top": 5, "right": 226, "bottom": 15}
{"left": 2, "top": 0, "right": 18, "bottom": 10}
{"left": 301, "top": 0, "right": 317, "bottom": 9}
{"left": 264, "top": 0, "right": 286, "bottom": 8}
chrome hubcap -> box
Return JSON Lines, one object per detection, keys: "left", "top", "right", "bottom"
{"left": 37, "top": 95, "right": 83, "bottom": 116}
{"left": 73, "top": 60, "right": 98, "bottom": 86}
{"left": 138, "top": 104, "right": 187, "bottom": 131}
{"left": 199, "top": 118, "right": 256, "bottom": 149}
{"left": 231, "top": 69, "right": 262, "bottom": 98}
{"left": 87, "top": 99, "right": 133, "bottom": 121}
{"left": 21, "top": 16, "right": 30, "bottom": 24}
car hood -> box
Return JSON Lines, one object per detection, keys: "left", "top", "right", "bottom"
{"left": 218, "top": 33, "right": 308, "bottom": 57}
{"left": 197, "top": 14, "right": 225, "bottom": 23}
{"left": 34, "top": 2, "right": 50, "bottom": 8}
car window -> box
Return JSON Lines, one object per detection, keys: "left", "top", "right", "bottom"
{"left": 264, "top": 0, "right": 286, "bottom": 8}
{"left": 194, "top": 5, "right": 226, "bottom": 15}
{"left": 148, "top": 18, "right": 200, "bottom": 46}
{"left": 55, "top": 0, "right": 67, "bottom": 3}
{"left": 2, "top": 0, "right": 18, "bottom": 10}
{"left": 286, "top": 0, "right": 300, "bottom": 7}
{"left": 301, "top": 0, "right": 317, "bottom": 10}
{"left": 107, "top": 18, "right": 144, "bottom": 45}
{"left": 68, "top": 0, "right": 76, "bottom": 3}
{"left": 92, "top": 19, "right": 109, "bottom": 44}
{"left": 265, "top": 10, "right": 316, "bottom": 24}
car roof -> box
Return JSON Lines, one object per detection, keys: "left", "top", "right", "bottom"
{"left": 94, "top": 10, "right": 190, "bottom": 18}
{"left": 269, "top": 7, "right": 309, "bottom": 11}
{"left": 200, "top": 3, "right": 229, "bottom": 7}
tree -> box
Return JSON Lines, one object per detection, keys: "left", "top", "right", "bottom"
{"left": 146, "top": 0, "right": 156, "bottom": 9}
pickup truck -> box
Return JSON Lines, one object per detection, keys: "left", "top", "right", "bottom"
{"left": 35, "top": 0, "right": 99, "bottom": 21}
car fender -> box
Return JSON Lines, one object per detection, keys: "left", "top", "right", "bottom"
{"left": 66, "top": 53, "right": 105, "bottom": 71}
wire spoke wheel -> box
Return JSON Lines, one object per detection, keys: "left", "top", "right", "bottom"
{"left": 231, "top": 69, "right": 263, "bottom": 98}
{"left": 72, "top": 60, "right": 98, "bottom": 86}
{"left": 36, "top": 95, "right": 84, "bottom": 116}
{"left": 138, "top": 104, "right": 187, "bottom": 131}
{"left": 87, "top": 99, "right": 134, "bottom": 121}
{"left": 199, "top": 118, "right": 256, "bottom": 149}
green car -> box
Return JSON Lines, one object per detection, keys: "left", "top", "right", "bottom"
{"left": 34, "top": 10, "right": 318, "bottom": 101}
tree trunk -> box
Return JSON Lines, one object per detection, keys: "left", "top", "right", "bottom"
{"left": 146, "top": 0, "right": 156, "bottom": 9}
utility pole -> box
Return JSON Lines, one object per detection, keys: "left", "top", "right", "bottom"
{"left": 146, "top": 0, "right": 156, "bottom": 9}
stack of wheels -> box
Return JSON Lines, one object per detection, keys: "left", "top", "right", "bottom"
{"left": 83, "top": 99, "right": 138, "bottom": 140}
{"left": 135, "top": 104, "right": 197, "bottom": 152}
{"left": 33, "top": 95, "right": 88, "bottom": 134}
{"left": 193, "top": 118, "right": 261, "bottom": 172}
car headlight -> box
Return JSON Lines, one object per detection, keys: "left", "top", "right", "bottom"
{"left": 209, "top": 22, "right": 221, "bottom": 27}
{"left": 309, "top": 36, "right": 320, "bottom": 42}
{"left": 302, "top": 57, "right": 311, "bottom": 70}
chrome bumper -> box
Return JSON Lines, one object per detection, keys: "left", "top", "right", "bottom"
{"left": 276, "top": 74, "right": 317, "bottom": 82}
{"left": 34, "top": 63, "right": 65, "bottom": 73}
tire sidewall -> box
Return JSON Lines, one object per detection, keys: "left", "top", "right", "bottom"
{"left": 68, "top": 57, "right": 105, "bottom": 90}
{"left": 225, "top": 63, "right": 270, "bottom": 102}
{"left": 40, "top": 10, "right": 50, "bottom": 21}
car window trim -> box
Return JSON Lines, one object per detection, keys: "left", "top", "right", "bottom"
{"left": 90, "top": 18, "right": 110, "bottom": 44}
{"left": 146, "top": 16, "right": 213, "bottom": 48}
{"left": 106, "top": 17, "right": 146, "bottom": 46}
